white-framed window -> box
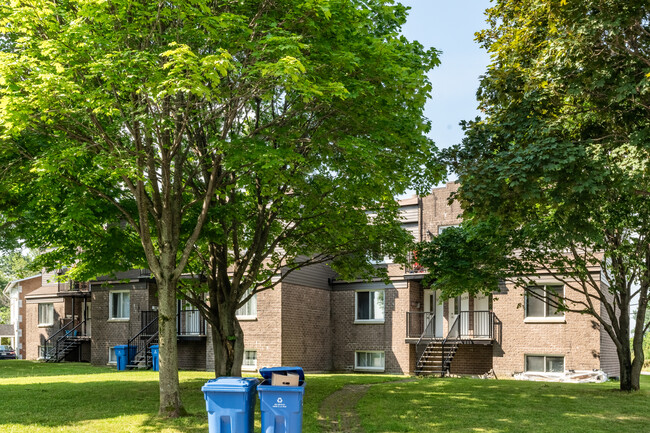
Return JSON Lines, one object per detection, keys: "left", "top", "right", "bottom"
{"left": 355, "top": 290, "right": 385, "bottom": 323}
{"left": 109, "top": 290, "right": 130, "bottom": 320}
{"left": 355, "top": 351, "right": 385, "bottom": 372}
{"left": 236, "top": 289, "right": 257, "bottom": 320}
{"left": 242, "top": 350, "right": 257, "bottom": 371}
{"left": 525, "top": 355, "right": 564, "bottom": 373}
{"left": 525, "top": 285, "right": 563, "bottom": 318}
{"left": 38, "top": 303, "right": 54, "bottom": 326}
{"left": 108, "top": 347, "right": 116, "bottom": 365}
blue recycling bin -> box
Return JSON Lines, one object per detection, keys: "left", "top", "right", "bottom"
{"left": 150, "top": 345, "right": 159, "bottom": 371}
{"left": 202, "top": 377, "right": 259, "bottom": 433}
{"left": 114, "top": 345, "right": 128, "bottom": 371}
{"left": 258, "top": 367, "right": 306, "bottom": 433}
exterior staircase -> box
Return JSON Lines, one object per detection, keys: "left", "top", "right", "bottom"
{"left": 126, "top": 340, "right": 157, "bottom": 370}
{"left": 44, "top": 336, "right": 85, "bottom": 362}
{"left": 415, "top": 340, "right": 459, "bottom": 377}
{"left": 42, "top": 320, "right": 88, "bottom": 363}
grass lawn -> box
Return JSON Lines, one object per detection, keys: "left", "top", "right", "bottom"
{"left": 0, "top": 361, "right": 396, "bottom": 433}
{"left": 1, "top": 361, "right": 649, "bottom": 432}
{"left": 357, "top": 375, "right": 650, "bottom": 432}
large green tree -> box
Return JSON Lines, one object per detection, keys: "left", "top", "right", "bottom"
{"left": 418, "top": 0, "right": 650, "bottom": 391}
{"left": 0, "top": 0, "right": 441, "bottom": 414}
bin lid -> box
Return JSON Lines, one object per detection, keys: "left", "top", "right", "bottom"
{"left": 259, "top": 366, "right": 305, "bottom": 381}
{"left": 202, "top": 377, "right": 259, "bottom": 392}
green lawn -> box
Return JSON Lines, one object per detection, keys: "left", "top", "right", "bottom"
{"left": 0, "top": 361, "right": 396, "bottom": 433}
{"left": 1, "top": 361, "right": 649, "bottom": 433}
{"left": 357, "top": 375, "right": 650, "bottom": 433}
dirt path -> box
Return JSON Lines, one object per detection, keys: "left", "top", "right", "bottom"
{"left": 318, "top": 384, "right": 372, "bottom": 433}
{"left": 317, "top": 379, "right": 417, "bottom": 433}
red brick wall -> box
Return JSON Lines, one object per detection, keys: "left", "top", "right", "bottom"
{"left": 178, "top": 340, "right": 206, "bottom": 370}
{"left": 330, "top": 281, "right": 411, "bottom": 374}
{"left": 449, "top": 344, "right": 493, "bottom": 375}
{"left": 90, "top": 282, "right": 152, "bottom": 366}
{"left": 420, "top": 183, "right": 462, "bottom": 243}
{"left": 281, "top": 283, "right": 332, "bottom": 371}
{"left": 234, "top": 285, "right": 283, "bottom": 371}
{"left": 24, "top": 297, "right": 65, "bottom": 360}
{"left": 492, "top": 280, "right": 602, "bottom": 377}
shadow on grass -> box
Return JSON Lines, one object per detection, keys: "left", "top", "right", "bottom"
{"left": 0, "top": 373, "right": 211, "bottom": 431}
{"left": 357, "top": 377, "right": 650, "bottom": 433}
{"left": 0, "top": 360, "right": 116, "bottom": 378}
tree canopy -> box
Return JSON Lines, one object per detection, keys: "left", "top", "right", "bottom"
{"left": 0, "top": 0, "right": 442, "bottom": 413}
{"left": 418, "top": 0, "right": 650, "bottom": 391}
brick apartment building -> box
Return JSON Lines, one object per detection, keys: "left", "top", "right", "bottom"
{"left": 3, "top": 183, "right": 620, "bottom": 378}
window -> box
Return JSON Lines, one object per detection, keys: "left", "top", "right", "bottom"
{"left": 38, "top": 303, "right": 54, "bottom": 326}
{"left": 525, "top": 285, "right": 563, "bottom": 318}
{"left": 525, "top": 355, "right": 564, "bottom": 373}
{"left": 355, "top": 290, "right": 384, "bottom": 322}
{"left": 242, "top": 350, "right": 257, "bottom": 371}
{"left": 108, "top": 347, "right": 116, "bottom": 365}
{"left": 109, "top": 291, "right": 130, "bottom": 320}
{"left": 236, "top": 289, "right": 257, "bottom": 319}
{"left": 355, "top": 351, "right": 385, "bottom": 371}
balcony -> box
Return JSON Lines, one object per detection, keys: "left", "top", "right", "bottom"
{"left": 406, "top": 310, "right": 496, "bottom": 342}
{"left": 140, "top": 310, "right": 206, "bottom": 337}
{"left": 57, "top": 280, "right": 90, "bottom": 296}
{"left": 404, "top": 251, "right": 428, "bottom": 277}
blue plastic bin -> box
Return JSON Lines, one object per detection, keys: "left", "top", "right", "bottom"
{"left": 150, "top": 345, "right": 159, "bottom": 371}
{"left": 114, "top": 345, "right": 128, "bottom": 371}
{"left": 258, "top": 367, "right": 306, "bottom": 433}
{"left": 202, "top": 377, "right": 259, "bottom": 433}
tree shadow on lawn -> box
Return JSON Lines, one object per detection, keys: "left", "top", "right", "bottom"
{"left": 0, "top": 376, "right": 210, "bottom": 432}
{"left": 0, "top": 360, "right": 117, "bottom": 379}
{"left": 357, "top": 378, "right": 650, "bottom": 433}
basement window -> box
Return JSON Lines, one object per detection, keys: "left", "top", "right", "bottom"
{"left": 525, "top": 355, "right": 564, "bottom": 373}
{"left": 355, "top": 351, "right": 385, "bottom": 372}
{"left": 242, "top": 350, "right": 257, "bottom": 371}
{"left": 108, "top": 347, "right": 116, "bottom": 365}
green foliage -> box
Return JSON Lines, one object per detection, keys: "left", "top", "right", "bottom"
{"left": 0, "top": 0, "right": 443, "bottom": 381}
{"left": 0, "top": 0, "right": 442, "bottom": 282}
{"left": 0, "top": 306, "right": 9, "bottom": 325}
{"left": 0, "top": 251, "right": 36, "bottom": 322}
{"left": 418, "top": 0, "right": 650, "bottom": 390}
{"left": 0, "top": 250, "right": 37, "bottom": 289}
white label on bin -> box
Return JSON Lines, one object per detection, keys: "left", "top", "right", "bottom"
{"left": 273, "top": 397, "right": 287, "bottom": 408}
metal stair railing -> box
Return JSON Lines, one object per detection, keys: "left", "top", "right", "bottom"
{"left": 440, "top": 315, "right": 461, "bottom": 377}
{"left": 126, "top": 312, "right": 159, "bottom": 369}
{"left": 42, "top": 320, "right": 73, "bottom": 361}
{"left": 44, "top": 320, "right": 86, "bottom": 362}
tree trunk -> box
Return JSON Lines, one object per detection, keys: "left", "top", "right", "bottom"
{"left": 211, "top": 302, "right": 244, "bottom": 377}
{"left": 157, "top": 278, "right": 185, "bottom": 417}
{"left": 615, "top": 331, "right": 639, "bottom": 392}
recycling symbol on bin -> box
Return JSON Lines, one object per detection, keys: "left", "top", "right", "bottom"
{"left": 277, "top": 397, "right": 283, "bottom": 404}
